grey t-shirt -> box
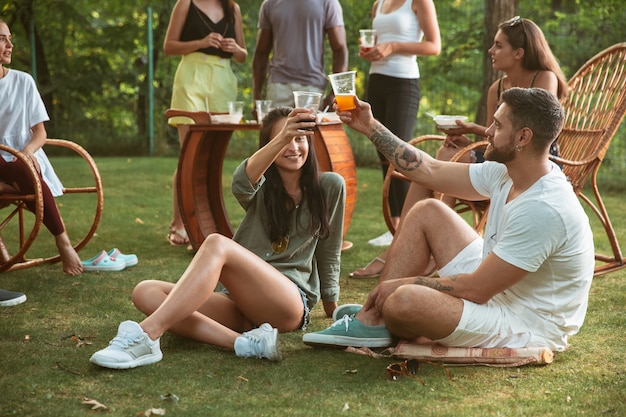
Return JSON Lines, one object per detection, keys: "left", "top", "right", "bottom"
{"left": 258, "top": 0, "right": 344, "bottom": 90}
{"left": 231, "top": 159, "right": 345, "bottom": 310}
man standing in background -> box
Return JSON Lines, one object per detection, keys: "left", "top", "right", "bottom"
{"left": 252, "top": 0, "right": 348, "bottom": 109}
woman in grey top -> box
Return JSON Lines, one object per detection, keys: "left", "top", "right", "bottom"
{"left": 90, "top": 107, "right": 345, "bottom": 369}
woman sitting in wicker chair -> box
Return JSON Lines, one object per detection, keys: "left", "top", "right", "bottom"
{"left": 0, "top": 18, "right": 82, "bottom": 276}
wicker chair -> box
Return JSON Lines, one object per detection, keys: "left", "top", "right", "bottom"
{"left": 552, "top": 43, "right": 626, "bottom": 275}
{"left": 382, "top": 43, "right": 626, "bottom": 276}
{"left": 0, "top": 139, "right": 103, "bottom": 273}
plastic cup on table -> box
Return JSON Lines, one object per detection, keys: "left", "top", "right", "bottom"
{"left": 359, "top": 29, "right": 377, "bottom": 51}
{"left": 255, "top": 100, "right": 273, "bottom": 124}
{"left": 227, "top": 101, "right": 244, "bottom": 123}
{"left": 328, "top": 71, "right": 357, "bottom": 112}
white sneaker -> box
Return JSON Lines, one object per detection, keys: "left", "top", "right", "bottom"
{"left": 234, "top": 323, "right": 281, "bottom": 361}
{"left": 367, "top": 231, "right": 394, "bottom": 247}
{"left": 90, "top": 321, "right": 162, "bottom": 369}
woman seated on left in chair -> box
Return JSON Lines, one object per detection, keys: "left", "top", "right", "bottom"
{"left": 89, "top": 106, "right": 345, "bottom": 368}
{"left": 0, "top": 18, "right": 82, "bottom": 275}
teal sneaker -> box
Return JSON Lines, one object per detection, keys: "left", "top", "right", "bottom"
{"left": 332, "top": 304, "right": 362, "bottom": 321}
{"left": 302, "top": 315, "right": 392, "bottom": 348}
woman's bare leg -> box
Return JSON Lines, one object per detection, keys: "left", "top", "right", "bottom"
{"left": 168, "top": 127, "right": 188, "bottom": 244}
{"left": 133, "top": 234, "right": 304, "bottom": 351}
{"left": 55, "top": 231, "right": 82, "bottom": 275}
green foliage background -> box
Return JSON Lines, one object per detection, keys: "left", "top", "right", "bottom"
{"left": 2, "top": 0, "right": 626, "bottom": 174}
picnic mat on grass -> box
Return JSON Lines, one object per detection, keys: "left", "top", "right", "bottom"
{"left": 389, "top": 341, "right": 554, "bottom": 367}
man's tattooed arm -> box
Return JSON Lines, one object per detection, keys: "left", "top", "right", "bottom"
{"left": 413, "top": 275, "right": 456, "bottom": 292}
{"left": 370, "top": 124, "right": 424, "bottom": 172}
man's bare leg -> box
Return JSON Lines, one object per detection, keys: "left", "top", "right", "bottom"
{"left": 382, "top": 285, "right": 464, "bottom": 341}
{"left": 357, "top": 199, "right": 478, "bottom": 326}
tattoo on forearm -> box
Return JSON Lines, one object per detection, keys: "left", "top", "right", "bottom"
{"left": 370, "top": 125, "right": 423, "bottom": 172}
{"left": 414, "top": 276, "right": 454, "bottom": 292}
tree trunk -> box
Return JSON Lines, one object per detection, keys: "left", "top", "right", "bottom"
{"left": 475, "top": 0, "right": 518, "bottom": 126}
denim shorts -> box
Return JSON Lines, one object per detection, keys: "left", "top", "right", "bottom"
{"left": 297, "top": 286, "right": 311, "bottom": 331}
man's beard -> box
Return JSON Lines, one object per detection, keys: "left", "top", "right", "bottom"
{"left": 484, "top": 140, "right": 516, "bottom": 163}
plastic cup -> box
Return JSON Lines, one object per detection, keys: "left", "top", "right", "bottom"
{"left": 359, "top": 29, "right": 376, "bottom": 51}
{"left": 255, "top": 100, "right": 273, "bottom": 124}
{"left": 227, "top": 101, "right": 244, "bottom": 120}
{"left": 293, "top": 91, "right": 321, "bottom": 131}
{"left": 293, "top": 91, "right": 322, "bottom": 111}
{"left": 328, "top": 71, "right": 357, "bottom": 111}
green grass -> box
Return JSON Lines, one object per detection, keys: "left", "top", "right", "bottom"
{"left": 1, "top": 156, "right": 625, "bottom": 417}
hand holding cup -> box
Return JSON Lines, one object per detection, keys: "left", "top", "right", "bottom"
{"left": 293, "top": 91, "right": 322, "bottom": 131}
{"left": 359, "top": 29, "right": 377, "bottom": 53}
{"left": 328, "top": 71, "right": 357, "bottom": 111}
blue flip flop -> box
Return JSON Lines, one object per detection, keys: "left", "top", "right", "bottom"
{"left": 107, "top": 248, "right": 138, "bottom": 267}
{"left": 81, "top": 250, "right": 126, "bottom": 272}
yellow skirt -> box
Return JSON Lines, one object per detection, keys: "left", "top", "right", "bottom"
{"left": 168, "top": 52, "right": 237, "bottom": 126}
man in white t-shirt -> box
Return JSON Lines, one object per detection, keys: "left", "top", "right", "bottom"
{"left": 304, "top": 87, "right": 595, "bottom": 352}
{"left": 252, "top": 0, "right": 348, "bottom": 109}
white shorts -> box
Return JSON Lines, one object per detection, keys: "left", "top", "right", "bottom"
{"left": 434, "top": 237, "right": 546, "bottom": 349}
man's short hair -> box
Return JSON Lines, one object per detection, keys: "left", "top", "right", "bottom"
{"left": 501, "top": 87, "right": 565, "bottom": 153}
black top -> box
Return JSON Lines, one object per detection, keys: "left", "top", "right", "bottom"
{"left": 180, "top": 1, "right": 236, "bottom": 58}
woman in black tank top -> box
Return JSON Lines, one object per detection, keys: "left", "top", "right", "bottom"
{"left": 164, "top": 0, "right": 248, "bottom": 247}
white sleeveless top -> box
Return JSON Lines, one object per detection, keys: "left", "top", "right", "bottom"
{"left": 370, "top": 0, "right": 422, "bottom": 79}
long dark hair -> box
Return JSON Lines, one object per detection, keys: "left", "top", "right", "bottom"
{"left": 221, "top": 0, "right": 236, "bottom": 24}
{"left": 499, "top": 17, "right": 568, "bottom": 99}
{"left": 258, "top": 107, "right": 331, "bottom": 242}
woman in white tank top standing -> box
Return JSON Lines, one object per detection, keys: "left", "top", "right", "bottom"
{"left": 357, "top": 0, "right": 440, "bottom": 248}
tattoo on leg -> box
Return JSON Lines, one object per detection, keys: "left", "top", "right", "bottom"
{"left": 370, "top": 125, "right": 423, "bottom": 172}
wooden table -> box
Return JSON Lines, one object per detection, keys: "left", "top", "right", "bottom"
{"left": 169, "top": 111, "right": 357, "bottom": 250}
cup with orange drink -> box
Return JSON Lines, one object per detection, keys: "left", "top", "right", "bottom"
{"left": 328, "top": 71, "right": 357, "bottom": 112}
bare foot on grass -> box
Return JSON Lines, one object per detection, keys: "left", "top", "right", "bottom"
{"left": 55, "top": 232, "right": 83, "bottom": 275}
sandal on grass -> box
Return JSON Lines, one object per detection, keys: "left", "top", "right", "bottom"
{"left": 349, "top": 256, "right": 385, "bottom": 278}
{"left": 167, "top": 228, "right": 189, "bottom": 246}
{"left": 81, "top": 250, "right": 126, "bottom": 272}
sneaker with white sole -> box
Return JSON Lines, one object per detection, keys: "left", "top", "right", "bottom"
{"left": 0, "top": 289, "right": 26, "bottom": 307}
{"left": 303, "top": 315, "right": 392, "bottom": 348}
{"left": 367, "top": 231, "right": 394, "bottom": 247}
{"left": 89, "top": 321, "right": 162, "bottom": 369}
{"left": 234, "top": 323, "right": 281, "bottom": 361}
{"left": 332, "top": 304, "right": 362, "bottom": 321}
